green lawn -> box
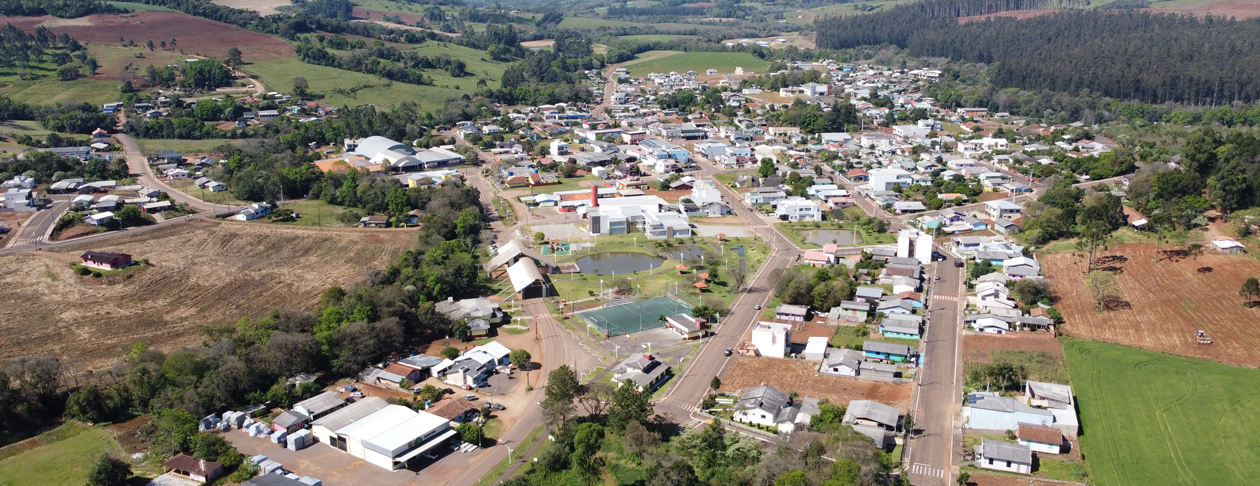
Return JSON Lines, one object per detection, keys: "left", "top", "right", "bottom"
{"left": 269, "top": 198, "right": 353, "bottom": 227}
{"left": 136, "top": 138, "right": 250, "bottom": 154}
{"left": 1063, "top": 337, "right": 1260, "bottom": 486}
{"left": 243, "top": 50, "right": 507, "bottom": 108}
{"left": 619, "top": 51, "right": 772, "bottom": 77}
{"left": 0, "top": 423, "right": 128, "bottom": 486}
{"left": 166, "top": 178, "right": 251, "bottom": 207}
{"left": 0, "top": 77, "right": 121, "bottom": 106}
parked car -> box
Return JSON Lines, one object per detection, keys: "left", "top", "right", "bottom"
{"left": 488, "top": 403, "right": 506, "bottom": 411}
{"left": 954, "top": 260, "right": 964, "bottom": 268}
{"left": 753, "top": 304, "right": 761, "bottom": 310}
{"left": 465, "top": 394, "right": 478, "bottom": 401}
{"left": 351, "top": 391, "right": 363, "bottom": 398}
{"left": 724, "top": 348, "right": 733, "bottom": 357}
{"left": 443, "top": 388, "right": 455, "bottom": 395}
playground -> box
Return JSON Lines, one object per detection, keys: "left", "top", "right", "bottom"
{"left": 576, "top": 296, "right": 693, "bottom": 337}
{"left": 540, "top": 239, "right": 571, "bottom": 255}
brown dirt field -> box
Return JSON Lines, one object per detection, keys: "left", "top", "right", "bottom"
{"left": 966, "top": 472, "right": 1084, "bottom": 486}
{"left": 352, "top": 7, "right": 426, "bottom": 25}
{"left": 53, "top": 225, "right": 97, "bottom": 242}
{"left": 3, "top": 12, "right": 294, "bottom": 62}
{"left": 105, "top": 414, "right": 152, "bottom": 454}
{"left": 211, "top": 0, "right": 292, "bottom": 16}
{"left": 1042, "top": 243, "right": 1260, "bottom": 367}
{"left": 719, "top": 356, "right": 912, "bottom": 410}
{"left": 964, "top": 332, "right": 1063, "bottom": 363}
{"left": 958, "top": 9, "right": 1060, "bottom": 23}
{"left": 0, "top": 219, "right": 414, "bottom": 372}
{"left": 788, "top": 319, "right": 836, "bottom": 345}
{"left": 1145, "top": 0, "right": 1260, "bottom": 19}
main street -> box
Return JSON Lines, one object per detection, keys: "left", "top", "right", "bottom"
{"left": 904, "top": 250, "right": 965, "bottom": 485}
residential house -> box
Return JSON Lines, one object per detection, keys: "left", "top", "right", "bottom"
{"left": 732, "top": 385, "right": 816, "bottom": 433}
{"left": 359, "top": 215, "right": 390, "bottom": 227}
{"left": 973, "top": 317, "right": 1010, "bottom": 334}
{"left": 664, "top": 314, "right": 706, "bottom": 339}
{"left": 963, "top": 392, "right": 1054, "bottom": 430}
{"left": 751, "top": 322, "right": 793, "bottom": 358}
{"left": 828, "top": 300, "right": 871, "bottom": 323}
{"left": 820, "top": 348, "right": 863, "bottom": 376}
{"left": 984, "top": 200, "right": 1022, "bottom": 221}
{"left": 611, "top": 354, "right": 672, "bottom": 391}
{"left": 855, "top": 286, "right": 884, "bottom": 302}
{"left": 863, "top": 341, "right": 916, "bottom": 364}
{"left": 775, "top": 304, "right": 809, "bottom": 322}
{"left": 876, "top": 297, "right": 913, "bottom": 316}
{"left": 1017, "top": 423, "right": 1063, "bottom": 454}
{"left": 803, "top": 250, "right": 832, "bottom": 267}
{"left": 81, "top": 251, "right": 131, "bottom": 270}
{"left": 975, "top": 440, "right": 1033, "bottom": 475}
{"left": 272, "top": 410, "right": 307, "bottom": 433}
{"left": 426, "top": 398, "right": 479, "bottom": 423}
{"left": 879, "top": 321, "right": 920, "bottom": 340}
{"left": 994, "top": 219, "right": 1020, "bottom": 234}
{"left": 436, "top": 341, "right": 512, "bottom": 388}
{"left": 1212, "top": 240, "right": 1246, "bottom": 254}
{"left": 775, "top": 197, "right": 821, "bottom": 222}
{"left": 842, "top": 400, "right": 900, "bottom": 447}
{"left": 163, "top": 454, "right": 223, "bottom": 483}
{"left": 234, "top": 203, "right": 272, "bottom": 221}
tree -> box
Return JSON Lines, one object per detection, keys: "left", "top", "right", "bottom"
{"left": 457, "top": 421, "right": 481, "bottom": 445}
{"left": 1011, "top": 279, "right": 1053, "bottom": 306}
{"left": 758, "top": 158, "right": 775, "bottom": 177}
{"left": 1240, "top": 277, "right": 1260, "bottom": 307}
{"left": 956, "top": 471, "right": 971, "bottom": 486}
{"left": 901, "top": 414, "right": 915, "bottom": 436}
{"left": 56, "top": 64, "right": 79, "bottom": 80}
{"left": 607, "top": 383, "right": 653, "bottom": 431}
{"left": 226, "top": 47, "right": 243, "bottom": 67}
{"left": 292, "top": 77, "right": 309, "bottom": 98}
{"left": 146, "top": 40, "right": 154, "bottom": 51}
{"left": 578, "top": 381, "right": 613, "bottom": 417}
{"left": 709, "top": 376, "right": 721, "bottom": 393}
{"left": 86, "top": 455, "right": 130, "bottom": 486}
{"left": 622, "top": 420, "right": 660, "bottom": 460}
{"left": 150, "top": 409, "right": 197, "bottom": 455}
{"left": 1075, "top": 220, "right": 1111, "bottom": 271}
{"left": 775, "top": 470, "right": 809, "bottom": 486}
{"left": 510, "top": 349, "right": 531, "bottom": 387}
{"left": 1085, "top": 270, "right": 1120, "bottom": 311}
{"left": 1186, "top": 243, "right": 1204, "bottom": 262}
{"left": 441, "top": 346, "right": 460, "bottom": 360}
{"left": 65, "top": 384, "right": 110, "bottom": 423}
{"left": 570, "top": 423, "right": 605, "bottom": 475}
{"left": 541, "top": 365, "right": 578, "bottom": 431}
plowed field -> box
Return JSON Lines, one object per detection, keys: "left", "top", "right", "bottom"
{"left": 0, "top": 220, "right": 413, "bottom": 371}
{"left": 719, "top": 356, "right": 912, "bottom": 410}
{"left": 1042, "top": 243, "right": 1260, "bottom": 367}
{"left": 3, "top": 12, "right": 294, "bottom": 61}
{"left": 964, "top": 332, "right": 1063, "bottom": 363}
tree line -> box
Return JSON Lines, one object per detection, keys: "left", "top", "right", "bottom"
{"left": 815, "top": 0, "right": 1260, "bottom": 104}
{"left": 132, "top": 0, "right": 451, "bottom": 45}
{"left": 0, "top": 0, "right": 124, "bottom": 18}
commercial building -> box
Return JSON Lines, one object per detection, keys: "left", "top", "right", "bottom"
{"left": 310, "top": 398, "right": 455, "bottom": 471}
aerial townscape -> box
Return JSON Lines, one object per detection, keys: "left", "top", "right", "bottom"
{"left": 3, "top": 0, "right": 1260, "bottom": 485}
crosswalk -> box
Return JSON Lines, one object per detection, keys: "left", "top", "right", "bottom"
{"left": 909, "top": 463, "right": 945, "bottom": 479}
{"left": 933, "top": 295, "right": 958, "bottom": 302}
{"left": 9, "top": 235, "right": 44, "bottom": 247}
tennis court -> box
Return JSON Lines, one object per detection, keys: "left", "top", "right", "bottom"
{"left": 577, "top": 296, "right": 693, "bottom": 337}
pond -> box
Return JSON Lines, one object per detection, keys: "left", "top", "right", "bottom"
{"left": 575, "top": 252, "right": 665, "bottom": 275}
{"left": 801, "top": 229, "right": 856, "bottom": 246}
{"left": 663, "top": 245, "right": 711, "bottom": 261}
{"left": 726, "top": 245, "right": 746, "bottom": 258}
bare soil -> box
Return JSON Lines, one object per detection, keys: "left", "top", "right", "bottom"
{"left": 966, "top": 472, "right": 1084, "bottom": 486}
{"left": 3, "top": 12, "right": 295, "bottom": 62}
{"left": 719, "top": 356, "right": 913, "bottom": 410}
{"left": 210, "top": 0, "right": 293, "bottom": 16}
{"left": 0, "top": 219, "right": 413, "bottom": 372}
{"left": 1042, "top": 243, "right": 1260, "bottom": 367}
{"left": 964, "top": 332, "right": 1063, "bottom": 363}
{"left": 105, "top": 414, "right": 152, "bottom": 454}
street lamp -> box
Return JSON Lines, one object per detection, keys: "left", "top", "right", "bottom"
{"left": 506, "top": 444, "right": 515, "bottom": 463}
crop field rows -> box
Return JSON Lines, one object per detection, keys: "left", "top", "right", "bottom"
{"left": 0, "top": 220, "right": 414, "bottom": 371}
{"left": 1042, "top": 244, "right": 1260, "bottom": 367}
{"left": 719, "top": 356, "right": 912, "bottom": 410}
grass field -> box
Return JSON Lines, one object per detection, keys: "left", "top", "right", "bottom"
{"left": 107, "top": 1, "right": 178, "bottom": 11}
{"left": 0, "top": 220, "right": 416, "bottom": 371}
{"left": 1063, "top": 338, "right": 1260, "bottom": 486}
{"left": 136, "top": 138, "right": 249, "bottom": 154}
{"left": 269, "top": 199, "right": 353, "bottom": 227}
{"left": 0, "top": 77, "right": 121, "bottom": 106}
{"left": 618, "top": 51, "right": 771, "bottom": 76}
{"left": 244, "top": 44, "right": 507, "bottom": 108}
{"left": 612, "top": 34, "right": 687, "bottom": 43}
{"left": 0, "top": 423, "right": 128, "bottom": 486}
{"left": 558, "top": 17, "right": 721, "bottom": 32}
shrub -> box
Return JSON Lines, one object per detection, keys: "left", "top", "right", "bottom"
{"left": 76, "top": 266, "right": 92, "bottom": 276}
{"left": 91, "top": 271, "right": 103, "bottom": 278}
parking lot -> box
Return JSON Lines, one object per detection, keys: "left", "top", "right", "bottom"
{"left": 223, "top": 427, "right": 491, "bottom": 486}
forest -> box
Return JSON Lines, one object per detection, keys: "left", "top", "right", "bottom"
{"left": 0, "top": 0, "right": 123, "bottom": 18}
{"left": 815, "top": 0, "right": 1260, "bottom": 104}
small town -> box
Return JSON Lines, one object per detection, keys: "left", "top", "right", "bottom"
{"left": 1, "top": 1, "right": 1259, "bottom": 486}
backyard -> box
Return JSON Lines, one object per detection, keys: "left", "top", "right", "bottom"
{"left": 0, "top": 423, "right": 149, "bottom": 486}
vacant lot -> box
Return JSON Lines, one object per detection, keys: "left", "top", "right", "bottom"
{"left": 1063, "top": 338, "right": 1260, "bottom": 486}
{"left": 0, "top": 220, "right": 414, "bottom": 371}
{"left": 1042, "top": 243, "right": 1260, "bottom": 367}
{"left": 0, "top": 423, "right": 130, "bottom": 486}
{"left": 719, "top": 356, "right": 912, "bottom": 410}
{"left": 4, "top": 12, "right": 295, "bottom": 62}
{"left": 964, "top": 332, "right": 1063, "bottom": 363}
{"left": 211, "top": 0, "right": 292, "bottom": 15}
{"left": 619, "top": 51, "right": 772, "bottom": 77}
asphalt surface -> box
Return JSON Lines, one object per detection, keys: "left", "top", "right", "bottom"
{"left": 904, "top": 252, "right": 966, "bottom": 485}
{"left": 113, "top": 133, "right": 241, "bottom": 215}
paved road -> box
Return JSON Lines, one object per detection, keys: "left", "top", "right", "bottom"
{"left": 905, "top": 252, "right": 966, "bottom": 485}
{"left": 2, "top": 199, "right": 68, "bottom": 250}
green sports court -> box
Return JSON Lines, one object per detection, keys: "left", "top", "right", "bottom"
{"left": 576, "top": 296, "right": 693, "bottom": 337}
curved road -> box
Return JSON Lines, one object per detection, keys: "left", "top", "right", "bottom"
{"left": 113, "top": 133, "right": 243, "bottom": 216}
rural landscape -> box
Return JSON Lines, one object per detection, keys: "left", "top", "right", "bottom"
{"left": 2, "top": 0, "right": 1260, "bottom": 485}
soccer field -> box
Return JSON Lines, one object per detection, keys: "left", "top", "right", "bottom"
{"left": 1063, "top": 338, "right": 1260, "bottom": 486}
{"left": 577, "top": 296, "right": 692, "bottom": 337}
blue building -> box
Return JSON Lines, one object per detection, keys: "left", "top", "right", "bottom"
{"left": 863, "top": 340, "right": 916, "bottom": 363}
{"left": 963, "top": 392, "right": 1054, "bottom": 431}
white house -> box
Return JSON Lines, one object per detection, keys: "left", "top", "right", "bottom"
{"left": 975, "top": 439, "right": 1032, "bottom": 475}
{"left": 234, "top": 203, "right": 272, "bottom": 221}
{"left": 820, "top": 348, "right": 863, "bottom": 376}
{"left": 731, "top": 385, "right": 818, "bottom": 433}
{"left": 751, "top": 321, "right": 793, "bottom": 358}
{"left": 550, "top": 139, "right": 570, "bottom": 157}
{"left": 984, "top": 200, "right": 1022, "bottom": 220}
{"left": 1017, "top": 423, "right": 1063, "bottom": 454}
{"left": 842, "top": 400, "right": 900, "bottom": 447}
{"left": 775, "top": 197, "right": 821, "bottom": 222}
{"left": 963, "top": 392, "right": 1054, "bottom": 431}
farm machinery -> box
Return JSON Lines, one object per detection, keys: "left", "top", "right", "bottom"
{"left": 1196, "top": 329, "right": 1212, "bottom": 345}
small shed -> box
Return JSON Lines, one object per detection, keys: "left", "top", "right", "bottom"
{"left": 1212, "top": 240, "right": 1246, "bottom": 254}
{"left": 162, "top": 454, "right": 223, "bottom": 483}
{"left": 802, "top": 336, "right": 828, "bottom": 361}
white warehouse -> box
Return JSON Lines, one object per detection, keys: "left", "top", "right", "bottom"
{"left": 310, "top": 397, "right": 456, "bottom": 471}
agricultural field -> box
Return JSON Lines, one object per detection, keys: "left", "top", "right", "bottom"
{"left": 0, "top": 220, "right": 415, "bottom": 371}
{"left": 611, "top": 34, "right": 688, "bottom": 43}
{"left": 618, "top": 51, "right": 771, "bottom": 76}
{"left": 0, "top": 423, "right": 136, "bottom": 486}
{"left": 719, "top": 356, "right": 913, "bottom": 410}
{"left": 3, "top": 12, "right": 295, "bottom": 62}
{"left": 210, "top": 0, "right": 293, "bottom": 15}
{"left": 1063, "top": 338, "right": 1260, "bottom": 486}
{"left": 0, "top": 77, "right": 121, "bottom": 106}
{"left": 106, "top": 1, "right": 177, "bottom": 11}
{"left": 1042, "top": 243, "right": 1260, "bottom": 367}
{"left": 558, "top": 17, "right": 722, "bottom": 32}
{"left": 244, "top": 44, "right": 506, "bottom": 108}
